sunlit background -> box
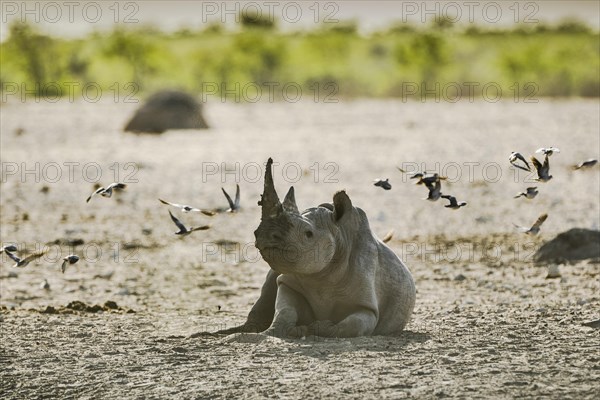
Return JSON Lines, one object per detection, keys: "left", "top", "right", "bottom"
{"left": 1, "top": 0, "right": 599, "bottom": 99}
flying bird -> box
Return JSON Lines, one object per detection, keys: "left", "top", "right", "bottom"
{"left": 572, "top": 159, "right": 598, "bottom": 170}
{"left": 159, "top": 199, "right": 216, "bottom": 216}
{"left": 536, "top": 147, "right": 560, "bottom": 156}
{"left": 514, "top": 187, "right": 539, "bottom": 199}
{"left": 1, "top": 244, "right": 18, "bottom": 254}
{"left": 40, "top": 279, "right": 50, "bottom": 291}
{"left": 513, "top": 213, "right": 548, "bottom": 235}
{"left": 221, "top": 184, "right": 241, "bottom": 212}
{"left": 61, "top": 255, "right": 80, "bottom": 273}
{"left": 86, "top": 182, "right": 127, "bottom": 203}
{"left": 5, "top": 250, "right": 47, "bottom": 268}
{"left": 509, "top": 152, "right": 531, "bottom": 171}
{"left": 168, "top": 211, "right": 210, "bottom": 236}
{"left": 441, "top": 195, "right": 467, "bottom": 209}
{"left": 530, "top": 155, "right": 552, "bottom": 182}
{"left": 373, "top": 178, "right": 392, "bottom": 190}
{"left": 424, "top": 180, "right": 443, "bottom": 201}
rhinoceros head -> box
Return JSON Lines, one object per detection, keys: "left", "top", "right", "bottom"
{"left": 254, "top": 158, "right": 357, "bottom": 275}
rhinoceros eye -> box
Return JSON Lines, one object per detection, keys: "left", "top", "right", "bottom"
{"left": 305, "top": 230, "right": 313, "bottom": 239}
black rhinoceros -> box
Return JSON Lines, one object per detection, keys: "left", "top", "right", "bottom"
{"left": 218, "top": 158, "right": 416, "bottom": 338}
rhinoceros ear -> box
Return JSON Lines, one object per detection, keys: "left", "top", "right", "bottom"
{"left": 332, "top": 190, "right": 352, "bottom": 222}
{"left": 282, "top": 186, "right": 299, "bottom": 214}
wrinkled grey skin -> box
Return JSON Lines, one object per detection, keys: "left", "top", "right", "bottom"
{"left": 217, "top": 158, "right": 416, "bottom": 338}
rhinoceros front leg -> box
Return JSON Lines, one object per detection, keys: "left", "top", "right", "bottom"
{"left": 262, "top": 284, "right": 313, "bottom": 338}
{"left": 308, "top": 310, "right": 377, "bottom": 338}
{"left": 215, "top": 269, "right": 279, "bottom": 334}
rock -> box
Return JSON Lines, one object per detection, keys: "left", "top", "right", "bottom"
{"left": 124, "top": 90, "right": 209, "bottom": 133}
{"left": 534, "top": 228, "right": 600, "bottom": 264}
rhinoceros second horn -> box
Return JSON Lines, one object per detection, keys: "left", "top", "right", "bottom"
{"left": 282, "top": 187, "right": 299, "bottom": 214}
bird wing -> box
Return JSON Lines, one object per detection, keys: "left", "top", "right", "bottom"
{"left": 61, "top": 260, "right": 68, "bottom": 273}
{"left": 201, "top": 210, "right": 217, "bottom": 217}
{"left": 169, "top": 211, "right": 187, "bottom": 232}
{"left": 86, "top": 187, "right": 104, "bottom": 203}
{"left": 5, "top": 251, "right": 21, "bottom": 263}
{"left": 222, "top": 188, "right": 235, "bottom": 210}
{"left": 512, "top": 163, "right": 530, "bottom": 172}
{"left": 530, "top": 156, "right": 542, "bottom": 173}
{"left": 382, "top": 229, "right": 394, "bottom": 243}
{"left": 513, "top": 223, "right": 529, "bottom": 232}
{"left": 234, "top": 184, "right": 240, "bottom": 209}
{"left": 21, "top": 250, "right": 47, "bottom": 263}
{"left": 441, "top": 194, "right": 452, "bottom": 204}
{"left": 109, "top": 182, "right": 127, "bottom": 190}
{"left": 159, "top": 198, "right": 180, "bottom": 208}
{"left": 514, "top": 192, "right": 524, "bottom": 198}
{"left": 535, "top": 148, "right": 545, "bottom": 154}
{"left": 531, "top": 213, "right": 548, "bottom": 230}
{"left": 396, "top": 167, "right": 406, "bottom": 173}
{"left": 191, "top": 225, "right": 211, "bottom": 232}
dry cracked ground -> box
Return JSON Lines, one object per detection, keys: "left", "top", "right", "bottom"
{"left": 1, "top": 99, "right": 599, "bottom": 399}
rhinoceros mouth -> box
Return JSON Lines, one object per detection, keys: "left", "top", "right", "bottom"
{"left": 258, "top": 246, "right": 299, "bottom": 266}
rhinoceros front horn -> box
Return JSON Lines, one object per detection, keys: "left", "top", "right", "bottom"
{"left": 282, "top": 186, "right": 299, "bottom": 214}
{"left": 259, "top": 158, "right": 282, "bottom": 219}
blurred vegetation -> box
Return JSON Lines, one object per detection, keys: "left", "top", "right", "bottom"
{"left": 1, "top": 17, "right": 598, "bottom": 101}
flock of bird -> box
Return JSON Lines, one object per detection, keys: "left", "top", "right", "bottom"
{"left": 86, "top": 183, "right": 241, "bottom": 236}
{"left": 1, "top": 147, "right": 597, "bottom": 274}
{"left": 1, "top": 183, "right": 241, "bottom": 274}
{"left": 374, "top": 148, "right": 598, "bottom": 236}
{"left": 1, "top": 245, "right": 78, "bottom": 273}
{"left": 375, "top": 170, "right": 468, "bottom": 210}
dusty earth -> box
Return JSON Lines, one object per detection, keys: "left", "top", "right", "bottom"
{"left": 1, "top": 99, "right": 599, "bottom": 399}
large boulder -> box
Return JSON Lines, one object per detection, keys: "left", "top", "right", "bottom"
{"left": 124, "top": 90, "right": 208, "bottom": 133}
{"left": 534, "top": 228, "right": 600, "bottom": 263}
